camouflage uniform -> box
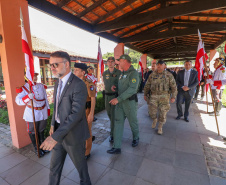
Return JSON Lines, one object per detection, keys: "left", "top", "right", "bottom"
{"left": 144, "top": 70, "right": 177, "bottom": 134}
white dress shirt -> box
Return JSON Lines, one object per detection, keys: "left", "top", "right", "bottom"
{"left": 184, "top": 69, "right": 192, "bottom": 87}
{"left": 55, "top": 72, "right": 72, "bottom": 123}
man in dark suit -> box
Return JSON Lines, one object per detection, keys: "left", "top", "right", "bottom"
{"left": 176, "top": 60, "right": 199, "bottom": 122}
{"left": 40, "top": 51, "right": 91, "bottom": 185}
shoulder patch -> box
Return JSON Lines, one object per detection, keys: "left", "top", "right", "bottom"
{"left": 90, "top": 85, "right": 94, "bottom": 91}
{"left": 132, "top": 78, "right": 137, "bottom": 83}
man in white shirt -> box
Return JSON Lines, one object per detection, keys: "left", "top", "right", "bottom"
{"left": 15, "top": 73, "right": 50, "bottom": 157}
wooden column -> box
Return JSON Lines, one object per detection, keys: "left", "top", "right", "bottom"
{"left": 209, "top": 50, "right": 219, "bottom": 72}
{"left": 0, "top": 0, "right": 32, "bottom": 148}
{"left": 140, "top": 54, "right": 147, "bottom": 69}
{"left": 114, "top": 43, "right": 124, "bottom": 70}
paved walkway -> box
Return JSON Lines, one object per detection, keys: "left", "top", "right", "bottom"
{"left": 0, "top": 93, "right": 226, "bottom": 185}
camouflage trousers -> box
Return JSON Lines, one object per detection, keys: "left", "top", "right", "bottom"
{"left": 148, "top": 94, "right": 170, "bottom": 124}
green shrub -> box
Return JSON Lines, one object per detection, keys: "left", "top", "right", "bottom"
{"left": 222, "top": 88, "right": 226, "bottom": 107}
{"left": 0, "top": 108, "right": 9, "bottom": 125}
{"left": 95, "top": 91, "right": 105, "bottom": 114}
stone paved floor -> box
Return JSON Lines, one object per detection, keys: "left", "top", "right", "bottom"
{"left": 0, "top": 93, "right": 226, "bottom": 185}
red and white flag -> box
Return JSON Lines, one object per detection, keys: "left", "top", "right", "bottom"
{"left": 224, "top": 42, "right": 226, "bottom": 53}
{"left": 139, "top": 58, "right": 144, "bottom": 79}
{"left": 20, "top": 10, "right": 34, "bottom": 86}
{"left": 195, "top": 30, "right": 208, "bottom": 82}
{"left": 97, "top": 38, "right": 104, "bottom": 76}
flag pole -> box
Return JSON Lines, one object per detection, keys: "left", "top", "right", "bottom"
{"left": 202, "top": 52, "right": 220, "bottom": 136}
{"left": 29, "top": 84, "right": 40, "bottom": 158}
{"left": 20, "top": 9, "right": 40, "bottom": 157}
{"left": 198, "top": 30, "right": 220, "bottom": 135}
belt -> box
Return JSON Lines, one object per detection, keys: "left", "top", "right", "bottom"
{"left": 151, "top": 91, "right": 169, "bottom": 95}
{"left": 105, "top": 92, "right": 118, "bottom": 96}
{"left": 27, "top": 104, "right": 46, "bottom": 110}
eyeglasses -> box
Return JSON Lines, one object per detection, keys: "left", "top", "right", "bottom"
{"left": 48, "top": 61, "right": 66, "bottom": 69}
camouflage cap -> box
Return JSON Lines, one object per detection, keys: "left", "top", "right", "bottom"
{"left": 157, "top": 60, "right": 166, "bottom": 65}
{"left": 107, "top": 56, "right": 115, "bottom": 61}
{"left": 116, "top": 54, "right": 131, "bottom": 61}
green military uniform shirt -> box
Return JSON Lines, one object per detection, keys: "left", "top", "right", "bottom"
{"left": 103, "top": 68, "right": 121, "bottom": 93}
{"left": 117, "top": 65, "right": 139, "bottom": 102}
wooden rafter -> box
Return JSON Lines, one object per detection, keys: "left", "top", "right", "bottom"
{"left": 94, "top": 0, "right": 226, "bottom": 33}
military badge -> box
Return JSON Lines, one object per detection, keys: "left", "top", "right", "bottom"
{"left": 112, "top": 74, "right": 117, "bottom": 77}
{"left": 223, "top": 70, "right": 225, "bottom": 73}
{"left": 90, "top": 85, "right": 94, "bottom": 91}
{"left": 106, "top": 74, "right": 110, "bottom": 79}
{"left": 119, "top": 74, "right": 123, "bottom": 79}
{"left": 132, "top": 78, "right": 136, "bottom": 83}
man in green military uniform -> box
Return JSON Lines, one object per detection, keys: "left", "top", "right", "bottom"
{"left": 107, "top": 54, "right": 140, "bottom": 154}
{"left": 144, "top": 60, "right": 177, "bottom": 135}
{"left": 103, "top": 57, "right": 121, "bottom": 143}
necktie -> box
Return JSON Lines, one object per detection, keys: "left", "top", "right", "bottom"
{"left": 55, "top": 79, "right": 62, "bottom": 123}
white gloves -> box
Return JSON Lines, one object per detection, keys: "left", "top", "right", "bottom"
{"left": 206, "top": 79, "right": 213, "bottom": 85}
{"left": 28, "top": 93, "right": 34, "bottom": 99}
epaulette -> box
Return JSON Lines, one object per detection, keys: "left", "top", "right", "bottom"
{"left": 86, "top": 78, "right": 93, "bottom": 83}
{"left": 16, "top": 85, "right": 24, "bottom": 93}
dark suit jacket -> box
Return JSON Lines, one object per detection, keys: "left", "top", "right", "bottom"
{"left": 176, "top": 69, "right": 199, "bottom": 97}
{"left": 51, "top": 73, "right": 90, "bottom": 146}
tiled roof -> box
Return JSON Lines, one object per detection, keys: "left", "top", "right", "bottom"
{"left": 31, "top": 36, "right": 95, "bottom": 59}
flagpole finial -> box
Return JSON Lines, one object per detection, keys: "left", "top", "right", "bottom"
{"left": 20, "top": 8, "right": 24, "bottom": 28}
{"left": 198, "top": 29, "right": 202, "bottom": 41}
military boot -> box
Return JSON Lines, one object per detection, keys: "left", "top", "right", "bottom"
{"left": 210, "top": 102, "right": 221, "bottom": 116}
{"left": 158, "top": 122, "right": 164, "bottom": 135}
{"left": 152, "top": 119, "right": 157, "bottom": 129}
{"left": 29, "top": 133, "right": 45, "bottom": 157}
{"left": 39, "top": 131, "right": 50, "bottom": 153}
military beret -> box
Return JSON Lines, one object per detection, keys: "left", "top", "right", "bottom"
{"left": 157, "top": 60, "right": 166, "bottom": 65}
{"left": 74, "top": 63, "right": 88, "bottom": 71}
{"left": 116, "top": 54, "right": 131, "bottom": 61}
{"left": 107, "top": 56, "right": 115, "bottom": 61}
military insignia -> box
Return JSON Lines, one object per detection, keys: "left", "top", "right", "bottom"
{"left": 106, "top": 74, "right": 110, "bottom": 79}
{"left": 119, "top": 74, "right": 123, "bottom": 79}
{"left": 123, "top": 75, "right": 127, "bottom": 78}
{"left": 90, "top": 85, "right": 94, "bottom": 91}
{"left": 112, "top": 74, "right": 117, "bottom": 77}
{"left": 222, "top": 70, "right": 225, "bottom": 73}
{"left": 132, "top": 78, "right": 136, "bottom": 83}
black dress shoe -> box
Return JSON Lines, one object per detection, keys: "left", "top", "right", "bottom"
{"left": 184, "top": 118, "right": 189, "bottom": 122}
{"left": 92, "top": 136, "right": 96, "bottom": 142}
{"left": 107, "top": 148, "right": 121, "bottom": 154}
{"left": 109, "top": 136, "right": 114, "bottom": 143}
{"left": 93, "top": 117, "right": 97, "bottom": 122}
{"left": 176, "top": 116, "right": 181, "bottom": 120}
{"left": 132, "top": 139, "right": 139, "bottom": 147}
{"left": 85, "top": 154, "right": 91, "bottom": 160}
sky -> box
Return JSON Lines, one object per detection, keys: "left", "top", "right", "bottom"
{"left": 28, "top": 6, "right": 119, "bottom": 58}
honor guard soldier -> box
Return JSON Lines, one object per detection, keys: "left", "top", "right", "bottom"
{"left": 205, "top": 56, "right": 226, "bottom": 116}
{"left": 74, "top": 63, "right": 96, "bottom": 160}
{"left": 15, "top": 73, "right": 50, "bottom": 157}
{"left": 144, "top": 60, "right": 177, "bottom": 135}
{"left": 107, "top": 54, "right": 140, "bottom": 154}
{"left": 102, "top": 57, "right": 121, "bottom": 143}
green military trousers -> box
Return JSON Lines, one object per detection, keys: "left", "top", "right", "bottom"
{"left": 113, "top": 99, "right": 139, "bottom": 149}
{"left": 148, "top": 94, "right": 170, "bottom": 123}
{"left": 105, "top": 94, "right": 116, "bottom": 137}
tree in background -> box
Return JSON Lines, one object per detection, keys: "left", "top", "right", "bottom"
{"left": 102, "top": 49, "right": 152, "bottom": 69}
